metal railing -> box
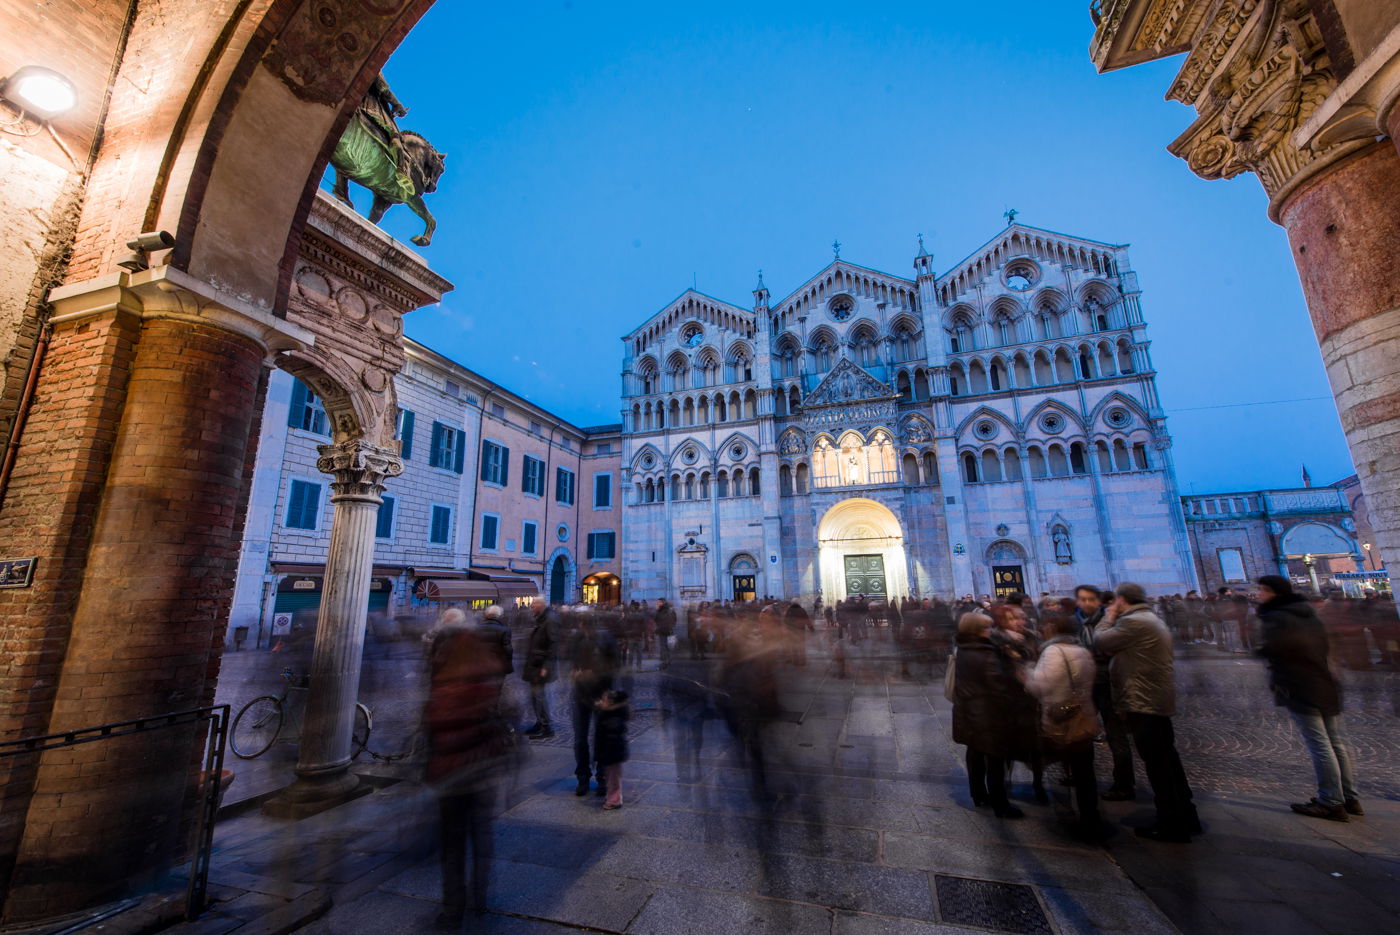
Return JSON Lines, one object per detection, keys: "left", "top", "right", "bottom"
{"left": 813, "top": 470, "right": 901, "bottom": 489}
{"left": 0, "top": 704, "right": 230, "bottom": 920}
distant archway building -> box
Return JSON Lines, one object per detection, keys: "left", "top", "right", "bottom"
{"left": 618, "top": 224, "right": 1197, "bottom": 603}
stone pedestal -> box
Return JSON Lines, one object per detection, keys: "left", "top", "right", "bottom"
{"left": 263, "top": 439, "right": 401, "bottom": 819}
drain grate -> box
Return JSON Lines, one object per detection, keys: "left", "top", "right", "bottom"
{"left": 934, "top": 875, "right": 1052, "bottom": 935}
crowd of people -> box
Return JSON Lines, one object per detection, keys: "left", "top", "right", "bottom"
{"left": 415, "top": 581, "right": 1386, "bottom": 929}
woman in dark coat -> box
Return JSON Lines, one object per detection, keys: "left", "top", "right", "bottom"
{"left": 1256, "top": 575, "right": 1361, "bottom": 821}
{"left": 952, "top": 612, "right": 1029, "bottom": 818}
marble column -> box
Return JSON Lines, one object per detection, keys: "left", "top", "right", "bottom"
{"left": 265, "top": 437, "right": 402, "bottom": 816}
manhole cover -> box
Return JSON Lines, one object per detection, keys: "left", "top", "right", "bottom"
{"left": 934, "top": 875, "right": 1052, "bottom": 935}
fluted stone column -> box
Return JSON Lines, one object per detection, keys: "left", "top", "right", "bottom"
{"left": 265, "top": 438, "right": 402, "bottom": 816}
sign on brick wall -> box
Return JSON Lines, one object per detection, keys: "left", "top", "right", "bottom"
{"left": 0, "top": 557, "right": 36, "bottom": 588}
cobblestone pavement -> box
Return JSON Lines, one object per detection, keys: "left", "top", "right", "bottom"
{"left": 194, "top": 635, "right": 1400, "bottom": 935}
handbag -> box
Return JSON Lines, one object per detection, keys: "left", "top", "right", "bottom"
{"left": 943, "top": 648, "right": 957, "bottom": 702}
{"left": 1046, "top": 646, "right": 1082, "bottom": 724}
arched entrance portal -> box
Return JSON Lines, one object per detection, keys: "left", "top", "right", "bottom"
{"left": 817, "top": 498, "right": 909, "bottom": 603}
{"left": 549, "top": 556, "right": 569, "bottom": 604}
{"left": 582, "top": 572, "right": 621, "bottom": 605}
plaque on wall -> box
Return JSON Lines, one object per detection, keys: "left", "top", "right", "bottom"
{"left": 0, "top": 557, "right": 36, "bottom": 589}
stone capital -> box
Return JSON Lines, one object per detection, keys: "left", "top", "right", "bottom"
{"left": 47, "top": 266, "right": 315, "bottom": 362}
{"left": 1293, "top": 23, "right": 1400, "bottom": 150}
{"left": 316, "top": 438, "right": 404, "bottom": 502}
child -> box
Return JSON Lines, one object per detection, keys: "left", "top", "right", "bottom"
{"left": 595, "top": 689, "right": 630, "bottom": 809}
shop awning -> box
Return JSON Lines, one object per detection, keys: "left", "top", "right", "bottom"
{"left": 409, "top": 567, "right": 467, "bottom": 580}
{"left": 415, "top": 579, "right": 499, "bottom": 601}
{"left": 467, "top": 568, "right": 539, "bottom": 601}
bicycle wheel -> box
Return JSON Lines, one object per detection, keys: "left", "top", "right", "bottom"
{"left": 230, "top": 696, "right": 283, "bottom": 759}
{"left": 350, "top": 703, "right": 372, "bottom": 760}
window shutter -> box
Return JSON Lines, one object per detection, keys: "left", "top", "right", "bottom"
{"left": 287, "top": 379, "right": 308, "bottom": 429}
{"left": 286, "top": 480, "right": 305, "bottom": 526}
{"left": 430, "top": 422, "right": 446, "bottom": 469}
{"left": 376, "top": 496, "right": 395, "bottom": 539}
{"left": 555, "top": 468, "right": 564, "bottom": 502}
{"left": 500, "top": 447, "right": 510, "bottom": 487}
{"left": 523, "top": 523, "right": 537, "bottom": 555}
{"left": 400, "top": 410, "right": 415, "bottom": 460}
{"left": 453, "top": 429, "right": 465, "bottom": 474}
{"left": 480, "top": 441, "right": 493, "bottom": 482}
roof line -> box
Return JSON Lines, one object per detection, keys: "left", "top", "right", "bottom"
{"left": 938, "top": 223, "right": 1130, "bottom": 281}
{"left": 771, "top": 259, "right": 916, "bottom": 309}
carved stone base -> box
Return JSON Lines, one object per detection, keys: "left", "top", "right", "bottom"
{"left": 261, "top": 771, "right": 372, "bottom": 820}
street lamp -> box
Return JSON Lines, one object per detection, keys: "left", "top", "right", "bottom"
{"left": 1362, "top": 542, "right": 1377, "bottom": 571}
{"left": 1302, "top": 553, "right": 1320, "bottom": 594}
{"left": 1, "top": 66, "right": 77, "bottom": 120}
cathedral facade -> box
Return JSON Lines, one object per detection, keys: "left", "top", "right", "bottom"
{"left": 619, "top": 223, "right": 1197, "bottom": 605}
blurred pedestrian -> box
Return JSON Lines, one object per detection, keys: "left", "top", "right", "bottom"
{"left": 655, "top": 599, "right": 676, "bottom": 668}
{"left": 566, "top": 613, "right": 619, "bottom": 796}
{"left": 423, "top": 622, "right": 511, "bottom": 929}
{"left": 1096, "top": 582, "right": 1199, "bottom": 843}
{"left": 523, "top": 598, "right": 559, "bottom": 740}
{"left": 952, "top": 611, "right": 1027, "bottom": 819}
{"left": 1255, "top": 575, "right": 1362, "bottom": 821}
{"left": 1024, "top": 613, "right": 1103, "bottom": 839}
{"left": 475, "top": 605, "right": 514, "bottom": 675}
{"left": 1075, "top": 584, "right": 1136, "bottom": 800}
{"left": 595, "top": 689, "right": 631, "bottom": 809}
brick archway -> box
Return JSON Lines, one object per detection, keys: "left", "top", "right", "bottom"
{"left": 0, "top": 0, "right": 442, "bottom": 921}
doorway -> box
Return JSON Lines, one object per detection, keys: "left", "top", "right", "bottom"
{"left": 843, "top": 554, "right": 887, "bottom": 598}
{"left": 549, "top": 555, "right": 568, "bottom": 604}
{"left": 732, "top": 575, "right": 757, "bottom": 602}
{"left": 817, "top": 497, "right": 908, "bottom": 602}
{"left": 992, "top": 565, "right": 1025, "bottom": 600}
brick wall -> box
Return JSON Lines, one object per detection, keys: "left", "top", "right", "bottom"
{"left": 0, "top": 317, "right": 264, "bottom": 920}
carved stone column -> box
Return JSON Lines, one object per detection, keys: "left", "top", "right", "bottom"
{"left": 1091, "top": 2, "right": 1400, "bottom": 591}
{"left": 264, "top": 438, "right": 402, "bottom": 817}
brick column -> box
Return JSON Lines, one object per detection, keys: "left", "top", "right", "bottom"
{"left": 0, "top": 270, "right": 310, "bottom": 922}
{"left": 264, "top": 438, "right": 401, "bottom": 817}
{"left": 1277, "top": 142, "right": 1400, "bottom": 587}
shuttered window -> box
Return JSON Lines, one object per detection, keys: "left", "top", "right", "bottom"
{"left": 286, "top": 479, "right": 321, "bottom": 530}
{"left": 522, "top": 455, "right": 545, "bottom": 496}
{"left": 286, "top": 379, "right": 328, "bottom": 435}
{"left": 587, "top": 531, "right": 615, "bottom": 560}
{"left": 375, "top": 495, "right": 396, "bottom": 540}
{"left": 480, "top": 513, "right": 499, "bottom": 551}
{"left": 429, "top": 505, "right": 453, "bottom": 545}
{"left": 522, "top": 521, "right": 538, "bottom": 556}
{"left": 480, "top": 440, "right": 509, "bottom": 485}
{"left": 556, "top": 467, "right": 575, "bottom": 505}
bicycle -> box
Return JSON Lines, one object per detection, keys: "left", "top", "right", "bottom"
{"left": 229, "top": 668, "right": 371, "bottom": 760}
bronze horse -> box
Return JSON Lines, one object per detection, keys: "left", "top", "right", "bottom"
{"left": 330, "top": 114, "right": 446, "bottom": 247}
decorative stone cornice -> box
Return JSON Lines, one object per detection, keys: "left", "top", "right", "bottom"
{"left": 316, "top": 438, "right": 404, "bottom": 502}
{"left": 47, "top": 266, "right": 315, "bottom": 362}
{"left": 1093, "top": 0, "right": 1375, "bottom": 220}
{"left": 1293, "top": 23, "right": 1400, "bottom": 151}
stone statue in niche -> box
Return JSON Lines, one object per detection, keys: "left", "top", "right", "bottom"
{"left": 329, "top": 72, "right": 447, "bottom": 246}
{"left": 1052, "top": 525, "right": 1073, "bottom": 565}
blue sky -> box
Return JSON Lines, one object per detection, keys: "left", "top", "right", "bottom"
{"left": 343, "top": 0, "right": 1353, "bottom": 492}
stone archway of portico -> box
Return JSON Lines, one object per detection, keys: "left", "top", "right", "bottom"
{"left": 816, "top": 498, "right": 909, "bottom": 602}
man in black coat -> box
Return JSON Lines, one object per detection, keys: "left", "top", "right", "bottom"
{"left": 1256, "top": 575, "right": 1362, "bottom": 821}
{"left": 1076, "top": 584, "right": 1135, "bottom": 800}
{"left": 523, "top": 598, "right": 560, "bottom": 739}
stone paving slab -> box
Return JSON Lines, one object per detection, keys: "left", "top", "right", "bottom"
{"left": 176, "top": 647, "right": 1400, "bottom": 935}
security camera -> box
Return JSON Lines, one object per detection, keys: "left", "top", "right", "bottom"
{"left": 116, "top": 231, "right": 175, "bottom": 273}
{"left": 126, "top": 231, "right": 174, "bottom": 252}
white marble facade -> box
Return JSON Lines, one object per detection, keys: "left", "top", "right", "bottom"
{"left": 619, "top": 223, "right": 1197, "bottom": 604}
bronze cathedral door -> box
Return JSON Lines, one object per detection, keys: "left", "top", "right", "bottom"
{"left": 843, "top": 554, "right": 887, "bottom": 598}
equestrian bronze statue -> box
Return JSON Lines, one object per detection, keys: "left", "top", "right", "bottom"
{"left": 330, "top": 73, "right": 446, "bottom": 246}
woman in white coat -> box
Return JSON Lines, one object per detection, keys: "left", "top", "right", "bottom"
{"left": 1022, "top": 612, "right": 1104, "bottom": 839}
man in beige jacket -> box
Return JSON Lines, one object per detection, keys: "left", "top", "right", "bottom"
{"left": 1095, "top": 582, "right": 1200, "bottom": 843}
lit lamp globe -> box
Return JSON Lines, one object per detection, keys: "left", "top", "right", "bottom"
{"left": 3, "top": 66, "right": 77, "bottom": 119}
